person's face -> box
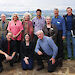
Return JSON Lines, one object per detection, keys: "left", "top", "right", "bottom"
{"left": 7, "top": 33, "right": 12, "bottom": 41}
{"left": 1, "top": 16, "right": 6, "bottom": 22}
{"left": 36, "top": 11, "right": 41, "bottom": 17}
{"left": 54, "top": 10, "right": 59, "bottom": 17}
{"left": 37, "top": 33, "right": 43, "bottom": 40}
{"left": 24, "top": 15, "right": 30, "bottom": 21}
{"left": 46, "top": 17, "right": 51, "bottom": 24}
{"left": 25, "top": 34, "right": 30, "bottom": 41}
{"left": 67, "top": 8, "right": 72, "bottom": 16}
{"left": 13, "top": 15, "right": 18, "bottom": 21}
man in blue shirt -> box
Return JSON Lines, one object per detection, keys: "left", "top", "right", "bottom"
{"left": 64, "top": 7, "right": 75, "bottom": 60}
{"left": 51, "top": 8, "right": 66, "bottom": 64}
{"left": 35, "top": 30, "right": 58, "bottom": 72}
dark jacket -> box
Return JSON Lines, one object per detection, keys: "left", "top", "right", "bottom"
{"left": 63, "top": 14, "right": 75, "bottom": 35}
{"left": 42, "top": 24, "right": 58, "bottom": 41}
{"left": 20, "top": 41, "right": 35, "bottom": 59}
{"left": 0, "top": 39, "right": 16, "bottom": 56}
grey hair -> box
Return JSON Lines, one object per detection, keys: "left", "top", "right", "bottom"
{"left": 1, "top": 13, "right": 6, "bottom": 17}
{"left": 23, "top": 12, "right": 32, "bottom": 20}
{"left": 45, "top": 16, "right": 51, "bottom": 20}
{"left": 35, "top": 30, "right": 44, "bottom": 35}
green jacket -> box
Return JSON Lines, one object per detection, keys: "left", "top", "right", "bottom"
{"left": 0, "top": 20, "right": 8, "bottom": 39}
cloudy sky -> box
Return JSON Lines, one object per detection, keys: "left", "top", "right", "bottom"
{"left": 0, "top": 0, "right": 75, "bottom": 11}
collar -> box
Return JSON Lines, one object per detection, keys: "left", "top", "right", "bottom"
{"left": 55, "top": 15, "right": 59, "bottom": 18}
{"left": 36, "top": 16, "right": 42, "bottom": 19}
{"left": 1, "top": 21, "right": 5, "bottom": 23}
{"left": 2, "top": 21, "right": 5, "bottom": 23}
{"left": 40, "top": 36, "right": 45, "bottom": 41}
{"left": 66, "top": 13, "right": 74, "bottom": 17}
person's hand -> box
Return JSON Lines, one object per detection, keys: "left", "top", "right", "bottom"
{"left": 62, "top": 36, "right": 66, "bottom": 40}
{"left": 50, "top": 36, "right": 52, "bottom": 39}
{"left": 5, "top": 54, "right": 11, "bottom": 60}
{"left": 50, "top": 58, "right": 55, "bottom": 64}
{"left": 13, "top": 35, "right": 17, "bottom": 39}
{"left": 37, "top": 51, "right": 43, "bottom": 55}
{"left": 24, "top": 57, "right": 29, "bottom": 64}
{"left": 8, "top": 56, "right": 13, "bottom": 60}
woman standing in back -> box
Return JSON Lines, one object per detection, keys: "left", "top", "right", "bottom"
{"left": 22, "top": 12, "right": 33, "bottom": 41}
{"left": 42, "top": 16, "right": 58, "bottom": 42}
{"left": 7, "top": 13, "right": 23, "bottom": 60}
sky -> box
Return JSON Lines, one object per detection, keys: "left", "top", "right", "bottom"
{"left": 0, "top": 0, "right": 75, "bottom": 11}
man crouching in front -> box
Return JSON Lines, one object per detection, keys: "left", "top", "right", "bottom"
{"left": 0, "top": 32, "right": 16, "bottom": 73}
{"left": 35, "top": 30, "right": 58, "bottom": 72}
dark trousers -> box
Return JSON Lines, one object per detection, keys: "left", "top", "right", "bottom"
{"left": 56, "top": 30, "right": 64, "bottom": 59}
{"left": 36, "top": 51, "right": 58, "bottom": 72}
{"left": 21, "top": 58, "right": 33, "bottom": 70}
{"left": 15, "top": 40, "right": 21, "bottom": 61}
{"left": 33, "top": 34, "right": 38, "bottom": 46}
{"left": 15, "top": 40, "right": 21, "bottom": 53}
{"left": 0, "top": 54, "right": 16, "bottom": 68}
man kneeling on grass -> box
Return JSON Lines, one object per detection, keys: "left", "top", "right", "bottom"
{"left": 35, "top": 30, "right": 58, "bottom": 72}
{"left": 0, "top": 33, "right": 16, "bottom": 73}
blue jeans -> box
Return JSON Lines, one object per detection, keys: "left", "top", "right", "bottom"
{"left": 66, "top": 31, "right": 75, "bottom": 58}
{"left": 21, "top": 58, "right": 33, "bottom": 70}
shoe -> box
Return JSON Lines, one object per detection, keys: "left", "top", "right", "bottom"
{"left": 58, "top": 61, "right": 63, "bottom": 67}
{"left": 67, "top": 57, "right": 71, "bottom": 61}
{"left": 0, "top": 67, "right": 3, "bottom": 73}
{"left": 37, "top": 65, "right": 44, "bottom": 71}
{"left": 57, "top": 58, "right": 63, "bottom": 67}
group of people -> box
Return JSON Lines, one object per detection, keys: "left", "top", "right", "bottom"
{"left": 0, "top": 7, "right": 75, "bottom": 73}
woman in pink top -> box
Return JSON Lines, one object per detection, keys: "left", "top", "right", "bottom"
{"left": 7, "top": 13, "right": 23, "bottom": 59}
